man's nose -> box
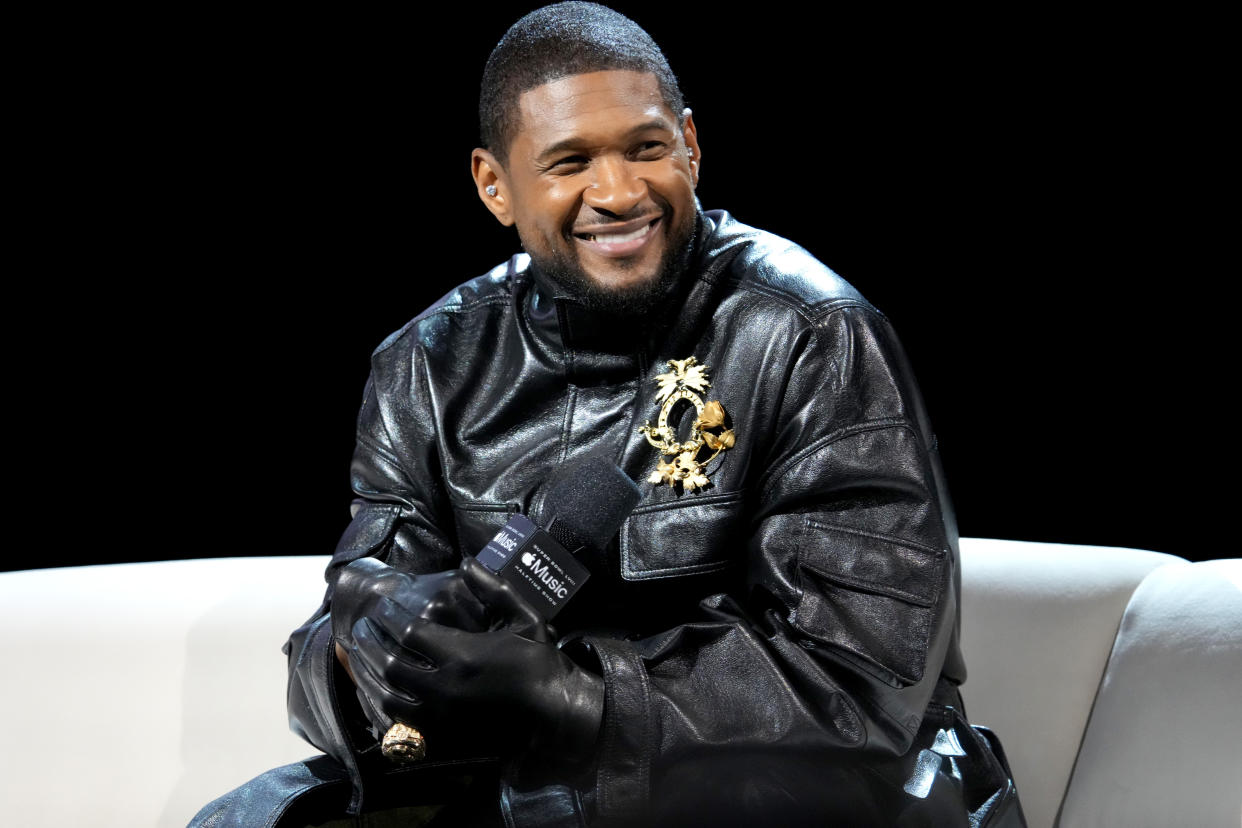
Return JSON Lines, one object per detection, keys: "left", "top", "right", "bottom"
{"left": 582, "top": 156, "right": 645, "bottom": 215}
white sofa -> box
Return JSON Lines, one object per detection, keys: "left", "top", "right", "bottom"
{"left": 1, "top": 540, "right": 1238, "bottom": 827}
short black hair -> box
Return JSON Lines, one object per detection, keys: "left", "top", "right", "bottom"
{"left": 479, "top": 2, "right": 685, "bottom": 166}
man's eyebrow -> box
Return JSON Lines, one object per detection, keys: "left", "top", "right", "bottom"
{"left": 534, "top": 119, "right": 677, "bottom": 161}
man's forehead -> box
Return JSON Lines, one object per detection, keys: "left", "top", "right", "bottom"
{"left": 513, "top": 70, "right": 679, "bottom": 151}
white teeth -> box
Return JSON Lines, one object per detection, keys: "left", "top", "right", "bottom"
{"left": 588, "top": 223, "right": 652, "bottom": 244}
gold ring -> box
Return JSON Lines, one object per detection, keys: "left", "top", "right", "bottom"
{"left": 381, "top": 722, "right": 426, "bottom": 763}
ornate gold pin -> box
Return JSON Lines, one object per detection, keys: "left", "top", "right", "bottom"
{"left": 639, "top": 357, "right": 735, "bottom": 492}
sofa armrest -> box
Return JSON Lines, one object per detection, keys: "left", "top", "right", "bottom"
{"left": 958, "top": 538, "right": 1184, "bottom": 828}
{"left": 1058, "top": 559, "right": 1242, "bottom": 828}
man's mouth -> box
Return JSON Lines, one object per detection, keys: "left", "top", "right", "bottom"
{"left": 573, "top": 217, "right": 661, "bottom": 257}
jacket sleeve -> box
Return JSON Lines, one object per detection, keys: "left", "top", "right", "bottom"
{"left": 580, "top": 305, "right": 961, "bottom": 823}
{"left": 283, "top": 345, "right": 460, "bottom": 813}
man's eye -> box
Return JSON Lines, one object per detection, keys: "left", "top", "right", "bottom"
{"left": 634, "top": 142, "right": 666, "bottom": 160}
{"left": 550, "top": 155, "right": 588, "bottom": 171}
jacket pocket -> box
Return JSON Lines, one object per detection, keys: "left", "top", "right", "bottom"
{"left": 792, "top": 519, "right": 947, "bottom": 687}
{"left": 620, "top": 491, "right": 746, "bottom": 580}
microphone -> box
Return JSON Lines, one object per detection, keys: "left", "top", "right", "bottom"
{"left": 381, "top": 455, "right": 640, "bottom": 763}
{"left": 475, "top": 454, "right": 642, "bottom": 619}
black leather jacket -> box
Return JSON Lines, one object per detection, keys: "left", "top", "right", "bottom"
{"left": 284, "top": 210, "right": 991, "bottom": 826}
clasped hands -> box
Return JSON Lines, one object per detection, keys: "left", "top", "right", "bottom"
{"left": 332, "top": 556, "right": 603, "bottom": 763}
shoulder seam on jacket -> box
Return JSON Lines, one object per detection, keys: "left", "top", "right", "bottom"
{"left": 699, "top": 274, "right": 880, "bottom": 326}
{"left": 371, "top": 294, "right": 511, "bottom": 358}
{"left": 757, "top": 417, "right": 918, "bottom": 498}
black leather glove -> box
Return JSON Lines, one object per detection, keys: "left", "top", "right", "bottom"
{"left": 332, "top": 557, "right": 490, "bottom": 637}
{"left": 346, "top": 556, "right": 604, "bottom": 763}
{"left": 331, "top": 557, "right": 490, "bottom": 734}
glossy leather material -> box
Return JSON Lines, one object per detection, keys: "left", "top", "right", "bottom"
{"left": 281, "top": 210, "right": 1015, "bottom": 825}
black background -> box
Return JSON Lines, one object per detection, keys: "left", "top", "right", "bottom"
{"left": 12, "top": 5, "right": 1229, "bottom": 570}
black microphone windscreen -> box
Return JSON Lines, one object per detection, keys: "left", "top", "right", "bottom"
{"left": 537, "top": 455, "right": 641, "bottom": 553}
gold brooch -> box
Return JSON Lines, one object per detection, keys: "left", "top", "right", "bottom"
{"left": 639, "top": 357, "right": 735, "bottom": 492}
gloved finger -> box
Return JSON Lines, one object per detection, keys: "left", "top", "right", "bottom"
{"left": 349, "top": 621, "right": 427, "bottom": 723}
{"left": 354, "top": 685, "right": 395, "bottom": 736}
{"left": 397, "top": 570, "right": 489, "bottom": 632}
{"left": 335, "top": 556, "right": 397, "bottom": 602}
{"left": 358, "top": 590, "right": 448, "bottom": 653}
{"left": 352, "top": 657, "right": 422, "bottom": 726}
{"left": 366, "top": 599, "right": 486, "bottom": 668}
{"left": 460, "top": 555, "right": 549, "bottom": 642}
{"left": 353, "top": 610, "right": 438, "bottom": 668}
{"left": 336, "top": 559, "right": 489, "bottom": 634}
{"left": 351, "top": 613, "right": 442, "bottom": 697}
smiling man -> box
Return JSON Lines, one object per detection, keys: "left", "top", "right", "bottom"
{"left": 193, "top": 4, "right": 1023, "bottom": 827}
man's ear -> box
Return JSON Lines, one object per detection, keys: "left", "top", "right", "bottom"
{"left": 681, "top": 109, "right": 701, "bottom": 189}
{"left": 472, "top": 149, "right": 514, "bottom": 227}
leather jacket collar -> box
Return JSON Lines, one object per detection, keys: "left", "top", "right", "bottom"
{"left": 521, "top": 210, "right": 713, "bottom": 376}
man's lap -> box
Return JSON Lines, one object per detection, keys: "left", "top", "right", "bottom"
{"left": 188, "top": 755, "right": 501, "bottom": 828}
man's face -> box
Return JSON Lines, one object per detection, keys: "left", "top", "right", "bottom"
{"left": 474, "top": 70, "right": 701, "bottom": 315}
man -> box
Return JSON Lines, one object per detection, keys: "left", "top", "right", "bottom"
{"left": 194, "top": 3, "right": 1022, "bottom": 826}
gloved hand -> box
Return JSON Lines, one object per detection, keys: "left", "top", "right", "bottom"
{"left": 332, "top": 557, "right": 490, "bottom": 638}
{"left": 331, "top": 557, "right": 490, "bottom": 734}
{"left": 346, "top": 556, "right": 604, "bottom": 763}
